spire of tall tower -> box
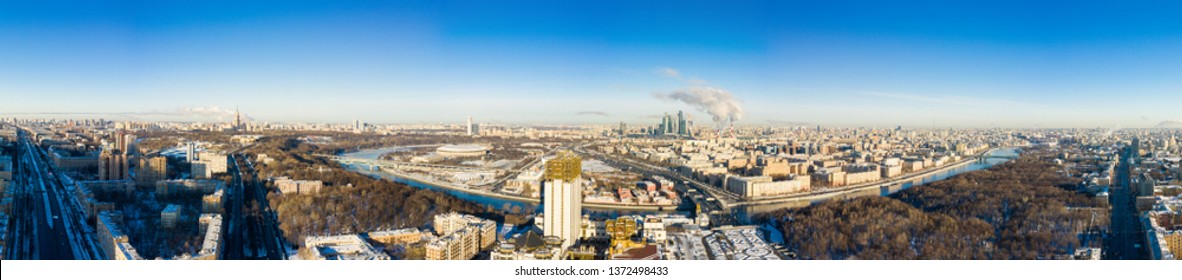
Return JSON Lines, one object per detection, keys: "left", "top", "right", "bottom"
{"left": 235, "top": 106, "right": 242, "bottom": 129}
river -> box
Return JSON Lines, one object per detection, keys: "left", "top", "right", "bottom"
{"left": 339, "top": 145, "right": 1022, "bottom": 221}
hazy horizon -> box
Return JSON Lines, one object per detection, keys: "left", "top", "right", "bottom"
{"left": 2, "top": 1, "right": 1180, "bottom": 128}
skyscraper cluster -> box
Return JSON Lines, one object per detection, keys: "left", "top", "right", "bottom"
{"left": 653, "top": 111, "right": 693, "bottom": 137}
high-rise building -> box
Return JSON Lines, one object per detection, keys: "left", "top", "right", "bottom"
{"left": 111, "top": 131, "right": 136, "bottom": 155}
{"left": 234, "top": 107, "right": 243, "bottom": 131}
{"left": 192, "top": 152, "right": 228, "bottom": 179}
{"left": 651, "top": 112, "right": 693, "bottom": 137}
{"left": 677, "top": 110, "right": 687, "bottom": 135}
{"left": 122, "top": 134, "right": 137, "bottom": 155}
{"left": 1132, "top": 137, "right": 1142, "bottom": 160}
{"left": 161, "top": 204, "right": 181, "bottom": 229}
{"left": 466, "top": 116, "right": 478, "bottom": 136}
{"left": 191, "top": 162, "right": 208, "bottom": 179}
{"left": 619, "top": 122, "right": 627, "bottom": 139}
{"left": 185, "top": 142, "right": 196, "bottom": 163}
{"left": 543, "top": 150, "right": 583, "bottom": 249}
{"left": 113, "top": 131, "right": 125, "bottom": 152}
{"left": 98, "top": 149, "right": 129, "bottom": 181}
{"left": 666, "top": 113, "right": 677, "bottom": 134}
{"left": 135, "top": 156, "right": 168, "bottom": 188}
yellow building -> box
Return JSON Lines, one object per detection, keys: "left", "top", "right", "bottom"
{"left": 1164, "top": 231, "right": 1182, "bottom": 259}
{"left": 368, "top": 228, "right": 424, "bottom": 245}
{"left": 606, "top": 217, "right": 645, "bottom": 257}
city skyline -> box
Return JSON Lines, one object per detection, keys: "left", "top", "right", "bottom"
{"left": 2, "top": 1, "right": 1180, "bottom": 128}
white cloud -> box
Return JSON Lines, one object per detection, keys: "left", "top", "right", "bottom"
{"left": 656, "top": 67, "right": 682, "bottom": 79}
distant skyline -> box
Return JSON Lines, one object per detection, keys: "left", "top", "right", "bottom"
{"left": 2, "top": 1, "right": 1180, "bottom": 128}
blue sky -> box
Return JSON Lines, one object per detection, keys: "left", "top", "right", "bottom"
{"left": 1, "top": 0, "right": 1179, "bottom": 128}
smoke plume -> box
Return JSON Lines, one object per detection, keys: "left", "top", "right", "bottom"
{"left": 1157, "top": 120, "right": 1182, "bottom": 128}
{"left": 653, "top": 87, "right": 744, "bottom": 127}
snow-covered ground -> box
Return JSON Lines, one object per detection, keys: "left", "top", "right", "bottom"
{"left": 581, "top": 159, "right": 618, "bottom": 173}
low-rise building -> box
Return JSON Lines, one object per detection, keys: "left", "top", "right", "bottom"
{"left": 303, "top": 234, "right": 390, "bottom": 260}
{"left": 426, "top": 212, "right": 497, "bottom": 260}
{"left": 368, "top": 228, "right": 424, "bottom": 246}
{"left": 725, "top": 175, "right": 810, "bottom": 198}
{"left": 433, "top": 212, "right": 497, "bottom": 249}
{"left": 665, "top": 225, "right": 781, "bottom": 260}
{"left": 202, "top": 189, "right": 224, "bottom": 213}
{"left": 161, "top": 204, "right": 181, "bottom": 229}
{"left": 275, "top": 179, "right": 323, "bottom": 195}
{"left": 97, "top": 212, "right": 143, "bottom": 260}
{"left": 195, "top": 214, "right": 223, "bottom": 260}
{"left": 155, "top": 179, "right": 224, "bottom": 198}
{"left": 490, "top": 231, "right": 565, "bottom": 260}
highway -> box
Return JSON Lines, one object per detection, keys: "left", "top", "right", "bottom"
{"left": 1103, "top": 146, "right": 1147, "bottom": 260}
{"left": 573, "top": 145, "right": 738, "bottom": 226}
{"left": 4, "top": 129, "right": 101, "bottom": 260}
{"left": 221, "top": 153, "right": 288, "bottom": 260}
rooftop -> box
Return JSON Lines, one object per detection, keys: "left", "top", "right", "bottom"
{"left": 304, "top": 234, "right": 389, "bottom": 260}
{"left": 162, "top": 204, "right": 181, "bottom": 213}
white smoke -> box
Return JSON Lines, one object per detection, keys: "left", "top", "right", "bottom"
{"left": 1102, "top": 124, "right": 1120, "bottom": 138}
{"left": 653, "top": 87, "right": 744, "bottom": 127}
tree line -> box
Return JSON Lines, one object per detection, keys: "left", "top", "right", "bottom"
{"left": 246, "top": 136, "right": 497, "bottom": 245}
{"left": 762, "top": 149, "right": 1109, "bottom": 259}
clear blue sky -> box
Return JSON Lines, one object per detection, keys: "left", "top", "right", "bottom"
{"left": 2, "top": 0, "right": 1179, "bottom": 128}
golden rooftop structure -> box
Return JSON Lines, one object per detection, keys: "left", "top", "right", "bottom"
{"left": 544, "top": 150, "right": 582, "bottom": 181}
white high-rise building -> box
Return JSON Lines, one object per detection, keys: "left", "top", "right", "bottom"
{"left": 186, "top": 142, "right": 196, "bottom": 163}
{"left": 466, "top": 116, "right": 474, "bottom": 136}
{"left": 542, "top": 151, "right": 582, "bottom": 249}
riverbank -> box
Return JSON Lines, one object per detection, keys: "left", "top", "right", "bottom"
{"left": 340, "top": 145, "right": 1017, "bottom": 214}
{"left": 738, "top": 147, "right": 1014, "bottom": 207}
{"left": 358, "top": 165, "right": 678, "bottom": 212}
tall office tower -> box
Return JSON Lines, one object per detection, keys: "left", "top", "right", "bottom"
{"left": 135, "top": 156, "right": 168, "bottom": 188}
{"left": 98, "top": 149, "right": 129, "bottom": 181}
{"left": 659, "top": 113, "right": 671, "bottom": 135}
{"left": 467, "top": 116, "right": 474, "bottom": 136}
{"left": 677, "top": 110, "right": 687, "bottom": 135}
{"left": 619, "top": 122, "right": 627, "bottom": 139}
{"left": 1132, "top": 137, "right": 1142, "bottom": 160}
{"left": 542, "top": 150, "right": 582, "bottom": 249}
{"left": 667, "top": 113, "right": 678, "bottom": 134}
